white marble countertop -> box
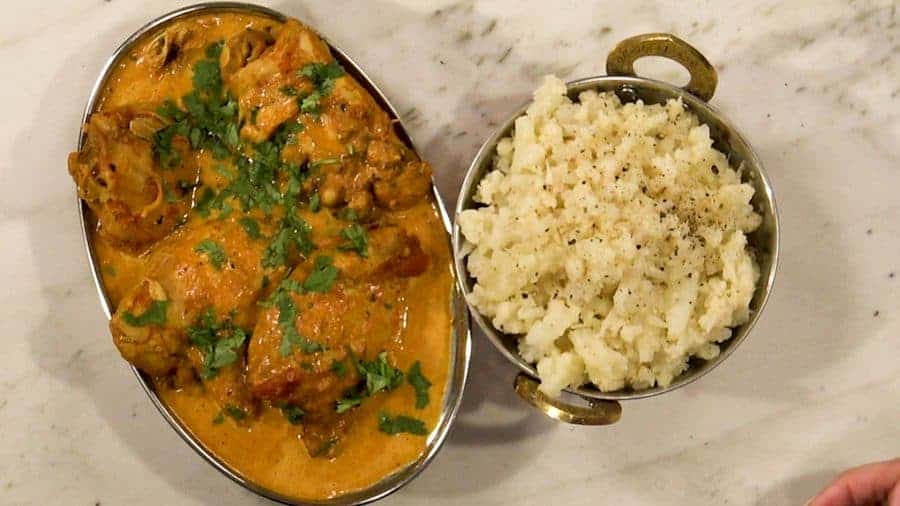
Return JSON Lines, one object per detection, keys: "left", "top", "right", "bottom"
{"left": 2, "top": 0, "right": 898, "bottom": 504}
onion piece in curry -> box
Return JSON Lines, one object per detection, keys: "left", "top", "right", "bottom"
{"left": 68, "top": 12, "right": 452, "bottom": 501}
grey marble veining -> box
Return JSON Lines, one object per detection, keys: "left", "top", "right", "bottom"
{"left": 0, "top": 0, "right": 898, "bottom": 505}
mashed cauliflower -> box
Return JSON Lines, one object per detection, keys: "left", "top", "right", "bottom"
{"left": 458, "top": 76, "right": 762, "bottom": 396}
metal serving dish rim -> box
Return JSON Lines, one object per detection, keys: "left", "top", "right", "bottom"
{"left": 74, "top": 3, "right": 472, "bottom": 505}
{"left": 452, "top": 74, "right": 779, "bottom": 402}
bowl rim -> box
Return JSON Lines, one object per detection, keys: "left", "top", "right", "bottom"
{"left": 74, "top": 2, "right": 472, "bottom": 504}
{"left": 452, "top": 74, "right": 779, "bottom": 402}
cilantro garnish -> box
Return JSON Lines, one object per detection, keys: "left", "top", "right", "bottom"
{"left": 272, "top": 289, "right": 324, "bottom": 357}
{"left": 337, "top": 208, "right": 358, "bottom": 221}
{"left": 359, "top": 352, "right": 404, "bottom": 395}
{"left": 162, "top": 183, "right": 179, "bottom": 203}
{"left": 121, "top": 300, "right": 169, "bottom": 327}
{"left": 331, "top": 359, "right": 347, "bottom": 377}
{"left": 272, "top": 121, "right": 304, "bottom": 147}
{"left": 296, "top": 61, "right": 345, "bottom": 115}
{"left": 152, "top": 122, "right": 186, "bottom": 168}
{"left": 340, "top": 224, "right": 368, "bottom": 257}
{"left": 194, "top": 187, "right": 216, "bottom": 217}
{"left": 335, "top": 352, "right": 403, "bottom": 413}
{"left": 187, "top": 308, "right": 248, "bottom": 380}
{"left": 281, "top": 404, "right": 305, "bottom": 425}
{"left": 311, "top": 438, "right": 338, "bottom": 458}
{"left": 309, "top": 193, "right": 320, "bottom": 212}
{"left": 303, "top": 256, "right": 339, "bottom": 293}
{"left": 407, "top": 361, "right": 432, "bottom": 409}
{"left": 223, "top": 405, "right": 247, "bottom": 421}
{"left": 195, "top": 239, "right": 227, "bottom": 269}
{"left": 238, "top": 217, "right": 262, "bottom": 239}
{"left": 262, "top": 210, "right": 313, "bottom": 268}
{"left": 211, "top": 405, "right": 246, "bottom": 425}
{"left": 309, "top": 158, "right": 340, "bottom": 169}
{"left": 378, "top": 411, "right": 428, "bottom": 436}
{"left": 336, "top": 396, "right": 363, "bottom": 414}
{"left": 153, "top": 41, "right": 240, "bottom": 170}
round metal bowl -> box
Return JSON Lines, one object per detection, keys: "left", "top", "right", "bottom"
{"left": 74, "top": 3, "right": 471, "bottom": 504}
{"left": 452, "top": 33, "right": 779, "bottom": 425}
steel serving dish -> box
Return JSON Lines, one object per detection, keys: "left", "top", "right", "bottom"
{"left": 452, "top": 33, "right": 779, "bottom": 425}
{"left": 74, "top": 3, "right": 471, "bottom": 504}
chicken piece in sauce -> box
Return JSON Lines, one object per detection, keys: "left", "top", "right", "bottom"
{"left": 220, "top": 20, "right": 433, "bottom": 216}
{"left": 247, "top": 227, "right": 428, "bottom": 452}
{"left": 110, "top": 217, "right": 280, "bottom": 380}
{"left": 68, "top": 107, "right": 198, "bottom": 250}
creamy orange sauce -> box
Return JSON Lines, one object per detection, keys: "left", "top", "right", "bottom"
{"left": 85, "top": 11, "right": 453, "bottom": 501}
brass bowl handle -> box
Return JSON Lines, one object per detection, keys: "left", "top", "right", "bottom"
{"left": 514, "top": 373, "right": 622, "bottom": 425}
{"left": 606, "top": 33, "right": 717, "bottom": 102}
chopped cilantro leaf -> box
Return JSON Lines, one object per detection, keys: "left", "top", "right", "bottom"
{"left": 156, "top": 100, "right": 184, "bottom": 121}
{"left": 189, "top": 126, "right": 202, "bottom": 148}
{"left": 274, "top": 290, "right": 324, "bottom": 356}
{"left": 212, "top": 405, "right": 246, "bottom": 424}
{"left": 303, "top": 256, "right": 339, "bottom": 293}
{"left": 309, "top": 158, "right": 340, "bottom": 169}
{"left": 378, "top": 411, "right": 428, "bottom": 436}
{"left": 281, "top": 405, "right": 305, "bottom": 425}
{"left": 163, "top": 183, "right": 179, "bottom": 203}
{"left": 280, "top": 86, "right": 300, "bottom": 96}
{"left": 296, "top": 61, "right": 345, "bottom": 115}
{"left": 195, "top": 239, "right": 227, "bottom": 269}
{"left": 187, "top": 308, "right": 247, "bottom": 380}
{"left": 340, "top": 224, "right": 368, "bottom": 257}
{"left": 407, "top": 361, "right": 432, "bottom": 409}
{"left": 153, "top": 124, "right": 184, "bottom": 168}
{"left": 336, "top": 396, "right": 363, "bottom": 414}
{"left": 205, "top": 40, "right": 224, "bottom": 59}
{"left": 299, "top": 91, "right": 324, "bottom": 114}
{"left": 272, "top": 121, "right": 304, "bottom": 147}
{"left": 262, "top": 211, "right": 313, "bottom": 268}
{"left": 358, "top": 352, "right": 404, "bottom": 396}
{"left": 331, "top": 360, "right": 347, "bottom": 377}
{"left": 224, "top": 122, "right": 240, "bottom": 148}
{"left": 218, "top": 201, "right": 233, "bottom": 219}
{"left": 311, "top": 438, "right": 338, "bottom": 458}
{"left": 337, "top": 208, "right": 358, "bottom": 221}
{"left": 309, "top": 193, "right": 320, "bottom": 212}
{"left": 333, "top": 352, "right": 404, "bottom": 414}
{"left": 238, "top": 217, "right": 262, "bottom": 239}
{"left": 194, "top": 187, "right": 216, "bottom": 217}
{"left": 193, "top": 46, "right": 223, "bottom": 96}
{"left": 297, "top": 61, "right": 345, "bottom": 85}
{"left": 121, "top": 300, "right": 169, "bottom": 327}
{"left": 223, "top": 405, "right": 246, "bottom": 421}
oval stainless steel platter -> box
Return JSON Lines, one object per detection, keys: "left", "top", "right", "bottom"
{"left": 74, "top": 3, "right": 471, "bottom": 504}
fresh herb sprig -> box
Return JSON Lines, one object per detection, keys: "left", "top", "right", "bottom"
{"left": 407, "top": 361, "right": 432, "bottom": 409}
{"left": 195, "top": 239, "right": 228, "bottom": 269}
{"left": 378, "top": 411, "right": 428, "bottom": 436}
{"left": 335, "top": 352, "right": 404, "bottom": 413}
{"left": 296, "top": 61, "right": 345, "bottom": 115}
{"left": 121, "top": 300, "right": 169, "bottom": 327}
{"left": 187, "top": 308, "right": 248, "bottom": 380}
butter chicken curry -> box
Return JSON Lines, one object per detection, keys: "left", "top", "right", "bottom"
{"left": 68, "top": 12, "right": 453, "bottom": 500}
